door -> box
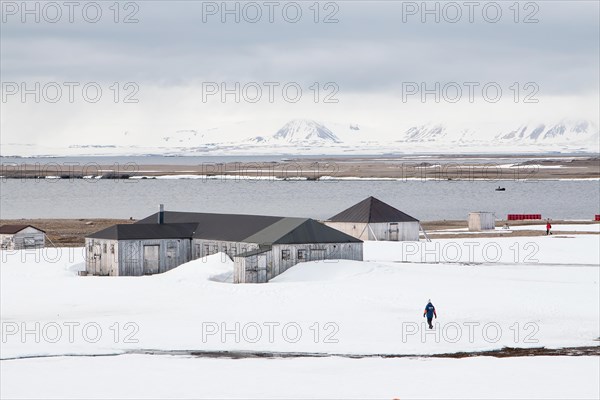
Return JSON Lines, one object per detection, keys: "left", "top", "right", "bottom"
{"left": 389, "top": 223, "right": 399, "bottom": 241}
{"left": 89, "top": 243, "right": 102, "bottom": 275}
{"left": 257, "top": 254, "right": 267, "bottom": 283}
{"left": 143, "top": 245, "right": 160, "bottom": 275}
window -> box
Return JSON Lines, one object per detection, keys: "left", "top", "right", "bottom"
{"left": 110, "top": 244, "right": 115, "bottom": 254}
{"left": 103, "top": 243, "right": 107, "bottom": 253}
{"left": 311, "top": 249, "right": 326, "bottom": 260}
{"left": 297, "top": 249, "right": 307, "bottom": 260}
{"left": 166, "top": 241, "right": 177, "bottom": 258}
{"left": 281, "top": 249, "right": 291, "bottom": 261}
{"left": 23, "top": 237, "right": 35, "bottom": 248}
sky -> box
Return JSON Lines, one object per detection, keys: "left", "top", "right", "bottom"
{"left": 1, "top": 0, "right": 599, "bottom": 152}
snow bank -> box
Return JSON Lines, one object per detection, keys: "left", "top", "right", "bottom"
{"left": 270, "top": 260, "right": 374, "bottom": 283}
{"left": 158, "top": 253, "right": 233, "bottom": 283}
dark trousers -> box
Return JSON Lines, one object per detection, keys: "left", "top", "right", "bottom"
{"left": 427, "top": 317, "right": 433, "bottom": 329}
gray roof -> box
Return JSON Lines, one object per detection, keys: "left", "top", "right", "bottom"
{"left": 89, "top": 211, "right": 362, "bottom": 244}
{"left": 234, "top": 246, "right": 273, "bottom": 258}
{"left": 137, "top": 212, "right": 282, "bottom": 242}
{"left": 328, "top": 196, "right": 419, "bottom": 223}
{"left": 244, "top": 218, "right": 362, "bottom": 245}
{"left": 87, "top": 223, "right": 198, "bottom": 240}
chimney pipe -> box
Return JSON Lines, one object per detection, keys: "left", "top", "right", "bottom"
{"left": 158, "top": 204, "right": 164, "bottom": 224}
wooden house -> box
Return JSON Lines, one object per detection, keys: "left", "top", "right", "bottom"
{"left": 0, "top": 225, "right": 46, "bottom": 249}
{"left": 324, "top": 196, "right": 421, "bottom": 241}
{"left": 85, "top": 208, "right": 363, "bottom": 282}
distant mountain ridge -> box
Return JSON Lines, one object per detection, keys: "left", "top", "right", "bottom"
{"left": 250, "top": 119, "right": 342, "bottom": 144}
{"left": 4, "top": 118, "right": 598, "bottom": 157}
{"left": 495, "top": 121, "right": 596, "bottom": 141}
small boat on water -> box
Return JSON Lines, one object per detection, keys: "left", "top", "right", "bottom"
{"left": 495, "top": 186, "right": 506, "bottom": 191}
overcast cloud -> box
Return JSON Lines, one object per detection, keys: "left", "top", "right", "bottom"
{"left": 1, "top": 1, "right": 598, "bottom": 149}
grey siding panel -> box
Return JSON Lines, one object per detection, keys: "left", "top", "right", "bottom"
{"left": 1, "top": 229, "right": 45, "bottom": 250}
{"left": 234, "top": 250, "right": 272, "bottom": 283}
{"left": 192, "top": 239, "right": 259, "bottom": 260}
{"left": 468, "top": 212, "right": 495, "bottom": 231}
{"left": 325, "top": 221, "right": 419, "bottom": 241}
{"left": 273, "top": 243, "right": 363, "bottom": 277}
{"left": 234, "top": 242, "right": 363, "bottom": 284}
{"left": 85, "top": 238, "right": 119, "bottom": 276}
{"left": 368, "top": 222, "right": 420, "bottom": 241}
{"left": 323, "top": 222, "right": 370, "bottom": 241}
{"left": 86, "top": 238, "right": 191, "bottom": 276}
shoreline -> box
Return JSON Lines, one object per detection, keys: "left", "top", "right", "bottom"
{"left": 2, "top": 218, "right": 598, "bottom": 247}
{"left": 1, "top": 155, "right": 599, "bottom": 180}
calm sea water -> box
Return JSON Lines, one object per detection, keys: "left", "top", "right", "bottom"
{"left": 1, "top": 178, "right": 598, "bottom": 221}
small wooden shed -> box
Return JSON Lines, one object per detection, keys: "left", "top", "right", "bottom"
{"left": 468, "top": 212, "right": 495, "bottom": 231}
{"left": 0, "top": 225, "right": 45, "bottom": 249}
{"left": 324, "top": 196, "right": 420, "bottom": 241}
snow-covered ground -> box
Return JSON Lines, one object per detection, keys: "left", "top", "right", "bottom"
{"left": 429, "top": 223, "right": 600, "bottom": 235}
{"left": 509, "top": 223, "right": 600, "bottom": 233}
{"left": 1, "top": 354, "right": 598, "bottom": 399}
{"left": 1, "top": 234, "right": 599, "bottom": 398}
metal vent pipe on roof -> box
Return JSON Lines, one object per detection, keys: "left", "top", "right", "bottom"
{"left": 158, "top": 204, "right": 164, "bottom": 224}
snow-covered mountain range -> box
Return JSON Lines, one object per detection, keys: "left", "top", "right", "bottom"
{"left": 3, "top": 118, "right": 598, "bottom": 156}
{"left": 393, "top": 120, "right": 599, "bottom": 146}
{"left": 250, "top": 120, "right": 342, "bottom": 145}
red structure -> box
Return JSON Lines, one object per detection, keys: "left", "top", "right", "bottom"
{"left": 507, "top": 214, "right": 542, "bottom": 221}
{"left": 595, "top": 215, "right": 600, "bottom": 221}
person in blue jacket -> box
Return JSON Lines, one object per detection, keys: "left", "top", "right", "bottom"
{"left": 423, "top": 300, "right": 437, "bottom": 329}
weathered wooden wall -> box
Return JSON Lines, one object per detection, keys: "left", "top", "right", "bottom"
{"left": 272, "top": 243, "right": 363, "bottom": 278}
{"left": 323, "top": 222, "right": 370, "bottom": 240}
{"left": 192, "top": 239, "right": 260, "bottom": 260}
{"left": 118, "top": 239, "right": 191, "bottom": 276}
{"left": 85, "top": 238, "right": 119, "bottom": 276}
{"left": 234, "top": 242, "right": 364, "bottom": 284}
{"left": 0, "top": 227, "right": 45, "bottom": 250}
{"left": 233, "top": 249, "right": 272, "bottom": 283}
{"left": 468, "top": 212, "right": 495, "bottom": 231}
{"left": 85, "top": 238, "right": 191, "bottom": 276}
{"left": 325, "top": 221, "right": 420, "bottom": 241}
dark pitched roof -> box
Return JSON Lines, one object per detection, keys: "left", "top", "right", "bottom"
{"left": 137, "top": 212, "right": 283, "bottom": 242}
{"left": 87, "top": 223, "right": 198, "bottom": 240}
{"left": 0, "top": 224, "right": 45, "bottom": 234}
{"left": 328, "top": 196, "right": 419, "bottom": 223}
{"left": 245, "top": 218, "right": 362, "bottom": 244}
{"left": 91, "top": 211, "right": 362, "bottom": 244}
{"left": 235, "top": 246, "right": 273, "bottom": 258}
